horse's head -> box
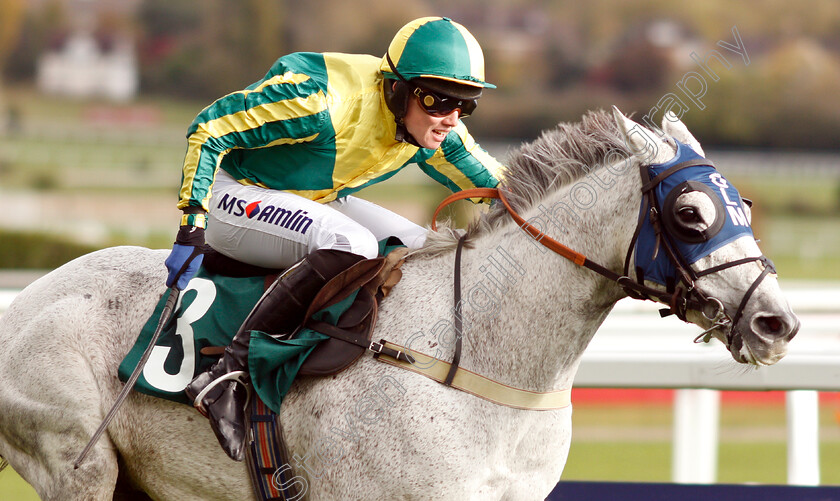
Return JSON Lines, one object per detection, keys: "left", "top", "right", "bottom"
{"left": 613, "top": 108, "right": 799, "bottom": 365}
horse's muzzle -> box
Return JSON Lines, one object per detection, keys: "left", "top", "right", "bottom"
{"left": 733, "top": 308, "right": 800, "bottom": 365}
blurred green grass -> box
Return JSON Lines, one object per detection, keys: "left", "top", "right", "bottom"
{"left": 729, "top": 172, "right": 840, "bottom": 280}
{"left": 564, "top": 442, "right": 840, "bottom": 484}
{"left": 0, "top": 466, "right": 39, "bottom": 500}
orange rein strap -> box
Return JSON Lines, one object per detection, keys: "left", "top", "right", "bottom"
{"left": 432, "top": 187, "right": 714, "bottom": 317}
{"left": 431, "top": 187, "right": 587, "bottom": 267}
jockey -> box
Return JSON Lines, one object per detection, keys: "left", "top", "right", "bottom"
{"left": 166, "top": 17, "right": 505, "bottom": 461}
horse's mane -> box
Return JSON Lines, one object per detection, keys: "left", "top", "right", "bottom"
{"left": 417, "top": 109, "right": 632, "bottom": 256}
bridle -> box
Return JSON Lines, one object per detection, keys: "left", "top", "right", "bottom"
{"left": 432, "top": 155, "right": 776, "bottom": 349}
{"left": 622, "top": 155, "right": 775, "bottom": 345}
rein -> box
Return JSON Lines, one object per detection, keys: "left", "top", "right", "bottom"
{"left": 431, "top": 186, "right": 708, "bottom": 315}
{"left": 432, "top": 158, "right": 773, "bottom": 343}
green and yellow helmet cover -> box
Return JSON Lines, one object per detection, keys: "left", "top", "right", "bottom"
{"left": 381, "top": 17, "right": 495, "bottom": 89}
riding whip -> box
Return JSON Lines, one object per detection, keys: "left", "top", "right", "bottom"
{"left": 74, "top": 285, "right": 180, "bottom": 469}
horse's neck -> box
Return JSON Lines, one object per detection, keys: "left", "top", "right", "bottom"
{"left": 398, "top": 162, "right": 642, "bottom": 392}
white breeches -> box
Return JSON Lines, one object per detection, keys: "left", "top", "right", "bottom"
{"left": 205, "top": 169, "right": 427, "bottom": 268}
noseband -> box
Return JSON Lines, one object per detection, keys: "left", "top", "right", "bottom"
{"left": 432, "top": 158, "right": 775, "bottom": 346}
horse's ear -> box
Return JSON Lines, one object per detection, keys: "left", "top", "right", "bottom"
{"left": 612, "top": 106, "right": 666, "bottom": 164}
{"left": 661, "top": 111, "right": 705, "bottom": 157}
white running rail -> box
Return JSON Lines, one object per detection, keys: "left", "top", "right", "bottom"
{"left": 575, "top": 281, "right": 840, "bottom": 486}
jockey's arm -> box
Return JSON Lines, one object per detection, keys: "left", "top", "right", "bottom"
{"left": 167, "top": 64, "right": 327, "bottom": 288}
{"left": 415, "top": 121, "right": 505, "bottom": 204}
{"left": 177, "top": 61, "right": 328, "bottom": 213}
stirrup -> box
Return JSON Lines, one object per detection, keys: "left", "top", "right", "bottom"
{"left": 191, "top": 370, "right": 251, "bottom": 417}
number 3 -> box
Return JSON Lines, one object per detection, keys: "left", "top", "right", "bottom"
{"left": 142, "top": 279, "right": 216, "bottom": 392}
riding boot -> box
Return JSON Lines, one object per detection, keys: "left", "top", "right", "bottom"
{"left": 184, "top": 249, "right": 363, "bottom": 461}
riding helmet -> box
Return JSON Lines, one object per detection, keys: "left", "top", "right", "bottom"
{"left": 381, "top": 17, "right": 495, "bottom": 138}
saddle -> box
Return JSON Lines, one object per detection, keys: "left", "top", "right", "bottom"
{"left": 201, "top": 244, "right": 409, "bottom": 376}
{"left": 198, "top": 247, "right": 409, "bottom": 501}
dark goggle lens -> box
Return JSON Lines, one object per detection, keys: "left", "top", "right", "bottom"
{"left": 413, "top": 87, "right": 477, "bottom": 118}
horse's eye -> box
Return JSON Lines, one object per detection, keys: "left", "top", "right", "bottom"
{"left": 677, "top": 207, "right": 700, "bottom": 224}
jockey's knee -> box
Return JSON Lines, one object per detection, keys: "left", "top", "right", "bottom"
{"left": 329, "top": 228, "right": 379, "bottom": 259}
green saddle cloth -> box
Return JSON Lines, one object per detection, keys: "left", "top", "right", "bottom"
{"left": 118, "top": 240, "right": 402, "bottom": 414}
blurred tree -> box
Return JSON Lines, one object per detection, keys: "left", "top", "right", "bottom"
{"left": 758, "top": 39, "right": 840, "bottom": 148}
{"left": 545, "top": 27, "right": 587, "bottom": 90}
{"left": 0, "top": 0, "right": 23, "bottom": 132}
{"left": 4, "top": 0, "right": 840, "bottom": 147}
{"left": 243, "top": 0, "right": 285, "bottom": 74}
{"left": 684, "top": 37, "right": 840, "bottom": 149}
{"left": 4, "top": 1, "right": 70, "bottom": 83}
{"left": 137, "top": 0, "right": 204, "bottom": 98}
{"left": 138, "top": 0, "right": 286, "bottom": 101}
{"left": 605, "top": 37, "right": 670, "bottom": 92}
{"left": 284, "top": 0, "right": 429, "bottom": 54}
{"left": 0, "top": 0, "right": 24, "bottom": 69}
{"left": 0, "top": 0, "right": 24, "bottom": 89}
{"left": 137, "top": 0, "right": 431, "bottom": 102}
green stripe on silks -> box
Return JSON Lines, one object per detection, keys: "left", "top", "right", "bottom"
{"left": 249, "top": 290, "right": 358, "bottom": 414}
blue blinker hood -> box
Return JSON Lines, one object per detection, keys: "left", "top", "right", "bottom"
{"left": 634, "top": 141, "right": 755, "bottom": 286}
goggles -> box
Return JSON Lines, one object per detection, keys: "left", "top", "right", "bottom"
{"left": 413, "top": 86, "right": 477, "bottom": 118}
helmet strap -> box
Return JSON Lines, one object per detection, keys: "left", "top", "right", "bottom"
{"left": 386, "top": 52, "right": 410, "bottom": 83}
{"left": 395, "top": 121, "right": 420, "bottom": 147}
{"left": 385, "top": 53, "right": 421, "bottom": 147}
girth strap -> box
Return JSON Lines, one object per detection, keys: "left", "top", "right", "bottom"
{"left": 245, "top": 398, "right": 301, "bottom": 501}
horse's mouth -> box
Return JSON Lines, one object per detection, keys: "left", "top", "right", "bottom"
{"left": 727, "top": 330, "right": 751, "bottom": 364}
{"left": 727, "top": 328, "right": 789, "bottom": 366}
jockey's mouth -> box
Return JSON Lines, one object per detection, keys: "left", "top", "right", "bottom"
{"left": 432, "top": 128, "right": 451, "bottom": 140}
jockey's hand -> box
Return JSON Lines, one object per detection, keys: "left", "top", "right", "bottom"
{"left": 165, "top": 225, "right": 205, "bottom": 290}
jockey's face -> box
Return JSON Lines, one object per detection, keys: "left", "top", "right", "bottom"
{"left": 403, "top": 94, "right": 460, "bottom": 149}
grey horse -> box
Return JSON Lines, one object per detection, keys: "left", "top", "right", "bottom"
{"left": 0, "top": 109, "right": 798, "bottom": 500}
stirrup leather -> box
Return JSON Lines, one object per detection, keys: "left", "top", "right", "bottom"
{"left": 191, "top": 370, "right": 252, "bottom": 417}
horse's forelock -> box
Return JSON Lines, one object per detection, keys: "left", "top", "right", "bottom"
{"left": 417, "top": 109, "right": 632, "bottom": 257}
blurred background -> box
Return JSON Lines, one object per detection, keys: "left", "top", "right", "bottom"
{"left": 0, "top": 0, "right": 839, "bottom": 497}
{"left": 0, "top": 0, "right": 838, "bottom": 274}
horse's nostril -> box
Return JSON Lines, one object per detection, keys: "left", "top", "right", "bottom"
{"left": 752, "top": 313, "right": 798, "bottom": 341}
{"left": 786, "top": 317, "right": 801, "bottom": 341}
{"left": 758, "top": 316, "right": 782, "bottom": 334}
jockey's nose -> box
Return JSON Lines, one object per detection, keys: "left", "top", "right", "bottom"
{"left": 442, "top": 110, "right": 460, "bottom": 125}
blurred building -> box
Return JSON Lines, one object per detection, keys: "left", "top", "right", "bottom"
{"left": 36, "top": 30, "right": 138, "bottom": 101}
{"left": 32, "top": 0, "right": 140, "bottom": 101}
